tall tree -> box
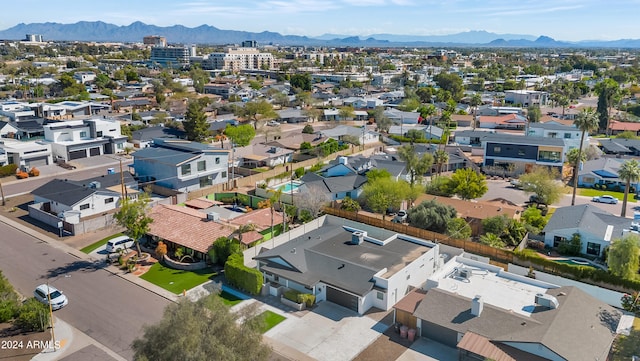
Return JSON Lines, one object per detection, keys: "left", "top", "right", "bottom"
{"left": 433, "top": 150, "right": 449, "bottom": 176}
{"left": 565, "top": 148, "right": 585, "bottom": 188}
{"left": 397, "top": 145, "right": 433, "bottom": 186}
{"left": 448, "top": 168, "right": 488, "bottom": 200}
{"left": 338, "top": 106, "right": 355, "bottom": 122}
{"left": 571, "top": 108, "right": 600, "bottom": 205}
{"left": 608, "top": 234, "right": 640, "bottom": 279}
{"left": 183, "top": 101, "right": 210, "bottom": 142}
{"left": 407, "top": 199, "right": 457, "bottom": 234}
{"left": 361, "top": 178, "right": 407, "bottom": 220}
{"left": 189, "top": 66, "right": 210, "bottom": 93}
{"left": 619, "top": 159, "right": 640, "bottom": 218}
{"left": 113, "top": 193, "right": 153, "bottom": 257}
{"left": 224, "top": 124, "right": 255, "bottom": 147}
{"left": 132, "top": 293, "right": 270, "bottom": 361}
{"left": 236, "top": 100, "right": 277, "bottom": 129}
{"left": 594, "top": 78, "right": 620, "bottom": 133}
{"left": 470, "top": 94, "right": 482, "bottom": 130}
{"left": 526, "top": 104, "right": 541, "bottom": 124}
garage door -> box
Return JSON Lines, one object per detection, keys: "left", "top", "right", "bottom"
{"left": 89, "top": 147, "right": 100, "bottom": 156}
{"left": 326, "top": 286, "right": 358, "bottom": 312}
{"left": 68, "top": 150, "right": 86, "bottom": 160}
{"left": 26, "top": 157, "right": 48, "bottom": 167}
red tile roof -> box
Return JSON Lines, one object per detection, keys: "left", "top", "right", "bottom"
{"left": 148, "top": 204, "right": 235, "bottom": 253}
{"left": 609, "top": 120, "right": 640, "bottom": 132}
{"left": 229, "top": 207, "right": 284, "bottom": 231}
{"left": 393, "top": 288, "right": 426, "bottom": 314}
{"left": 184, "top": 198, "right": 220, "bottom": 209}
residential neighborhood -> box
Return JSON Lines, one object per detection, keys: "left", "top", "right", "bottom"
{"left": 1, "top": 12, "right": 640, "bottom": 361}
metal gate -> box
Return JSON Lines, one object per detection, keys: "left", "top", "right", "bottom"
{"left": 326, "top": 286, "right": 359, "bottom": 312}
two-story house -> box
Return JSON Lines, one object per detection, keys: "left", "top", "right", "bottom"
{"left": 132, "top": 139, "right": 229, "bottom": 192}
{"left": 43, "top": 118, "right": 127, "bottom": 161}
{"left": 527, "top": 122, "right": 585, "bottom": 150}
{"left": 481, "top": 133, "right": 566, "bottom": 175}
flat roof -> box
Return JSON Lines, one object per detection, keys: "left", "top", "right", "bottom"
{"left": 430, "top": 256, "right": 556, "bottom": 317}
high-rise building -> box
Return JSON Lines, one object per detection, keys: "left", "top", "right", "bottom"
{"left": 203, "top": 47, "right": 274, "bottom": 71}
{"left": 143, "top": 35, "right": 167, "bottom": 47}
{"left": 241, "top": 40, "right": 257, "bottom": 48}
{"left": 150, "top": 46, "right": 191, "bottom": 68}
{"left": 24, "top": 34, "right": 43, "bottom": 42}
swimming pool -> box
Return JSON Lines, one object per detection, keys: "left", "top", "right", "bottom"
{"left": 277, "top": 181, "right": 302, "bottom": 193}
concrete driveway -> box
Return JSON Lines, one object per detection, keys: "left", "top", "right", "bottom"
{"left": 264, "top": 302, "right": 384, "bottom": 361}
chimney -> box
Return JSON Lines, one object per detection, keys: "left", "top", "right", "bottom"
{"left": 471, "top": 295, "right": 483, "bottom": 316}
{"left": 339, "top": 156, "right": 348, "bottom": 165}
{"left": 351, "top": 231, "right": 365, "bottom": 245}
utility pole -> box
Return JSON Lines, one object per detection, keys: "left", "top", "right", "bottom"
{"left": 119, "top": 158, "right": 126, "bottom": 198}
{"left": 0, "top": 179, "right": 5, "bottom": 206}
{"left": 46, "top": 282, "right": 57, "bottom": 352}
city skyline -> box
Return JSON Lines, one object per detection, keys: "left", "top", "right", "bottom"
{"left": 1, "top": 0, "right": 640, "bottom": 42}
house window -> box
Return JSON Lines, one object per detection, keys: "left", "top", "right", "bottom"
{"left": 564, "top": 133, "right": 571, "bottom": 139}
{"left": 586, "top": 242, "right": 601, "bottom": 256}
{"left": 97, "top": 131, "right": 103, "bottom": 137}
{"left": 376, "top": 291, "right": 384, "bottom": 300}
{"left": 548, "top": 132, "right": 557, "bottom": 138}
{"left": 197, "top": 160, "right": 206, "bottom": 171}
{"left": 104, "top": 197, "right": 114, "bottom": 204}
{"left": 199, "top": 175, "right": 212, "bottom": 188}
{"left": 553, "top": 236, "right": 566, "bottom": 248}
{"left": 215, "top": 157, "right": 220, "bottom": 164}
{"left": 181, "top": 164, "right": 191, "bottom": 176}
{"left": 79, "top": 204, "right": 90, "bottom": 210}
{"left": 493, "top": 146, "right": 501, "bottom": 153}
{"left": 80, "top": 131, "right": 87, "bottom": 137}
{"left": 222, "top": 171, "right": 227, "bottom": 178}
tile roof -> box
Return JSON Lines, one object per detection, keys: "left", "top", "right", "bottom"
{"left": 147, "top": 204, "right": 235, "bottom": 253}
{"left": 228, "top": 207, "right": 283, "bottom": 231}
{"left": 393, "top": 288, "right": 426, "bottom": 314}
{"left": 457, "top": 332, "right": 548, "bottom": 361}
{"left": 184, "top": 198, "right": 219, "bottom": 209}
{"left": 609, "top": 120, "right": 640, "bottom": 131}
{"left": 415, "top": 195, "right": 520, "bottom": 221}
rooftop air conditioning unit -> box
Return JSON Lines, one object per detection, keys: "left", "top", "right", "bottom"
{"left": 88, "top": 181, "right": 101, "bottom": 189}
{"left": 207, "top": 212, "right": 220, "bottom": 221}
{"left": 535, "top": 293, "right": 559, "bottom": 309}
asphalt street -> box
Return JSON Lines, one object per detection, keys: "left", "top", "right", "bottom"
{"left": 480, "top": 179, "right": 638, "bottom": 218}
{"left": 0, "top": 221, "right": 170, "bottom": 360}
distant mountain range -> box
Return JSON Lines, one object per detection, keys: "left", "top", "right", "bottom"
{"left": 1, "top": 21, "right": 640, "bottom": 48}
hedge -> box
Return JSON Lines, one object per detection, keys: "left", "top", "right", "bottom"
{"left": 224, "top": 253, "right": 263, "bottom": 295}
{"left": 0, "top": 164, "right": 18, "bottom": 177}
{"left": 15, "top": 298, "right": 49, "bottom": 332}
{"left": 283, "top": 288, "right": 315, "bottom": 307}
{"left": 514, "top": 249, "right": 640, "bottom": 291}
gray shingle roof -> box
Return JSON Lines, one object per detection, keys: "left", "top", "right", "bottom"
{"left": 133, "top": 146, "right": 201, "bottom": 166}
{"left": 543, "top": 204, "right": 631, "bottom": 240}
{"left": 414, "top": 286, "right": 618, "bottom": 361}
{"left": 255, "top": 222, "right": 433, "bottom": 296}
{"left": 32, "top": 172, "right": 134, "bottom": 206}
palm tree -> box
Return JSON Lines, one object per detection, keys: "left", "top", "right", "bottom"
{"left": 434, "top": 149, "right": 449, "bottom": 176}
{"left": 618, "top": 159, "right": 640, "bottom": 218}
{"left": 565, "top": 148, "right": 585, "bottom": 186}
{"left": 571, "top": 108, "right": 599, "bottom": 206}
{"left": 470, "top": 94, "right": 482, "bottom": 130}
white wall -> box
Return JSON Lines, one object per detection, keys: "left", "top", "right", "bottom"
{"left": 501, "top": 342, "right": 563, "bottom": 361}
{"left": 70, "top": 192, "right": 121, "bottom": 218}
{"left": 543, "top": 227, "right": 608, "bottom": 256}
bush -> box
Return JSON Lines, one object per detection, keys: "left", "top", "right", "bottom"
{"left": 283, "top": 289, "right": 300, "bottom": 302}
{"left": 0, "top": 299, "right": 19, "bottom": 322}
{"left": 0, "top": 164, "right": 18, "bottom": 177}
{"left": 224, "top": 254, "right": 263, "bottom": 295}
{"left": 16, "top": 298, "right": 49, "bottom": 332}
{"left": 294, "top": 167, "right": 305, "bottom": 178}
{"left": 297, "top": 293, "right": 316, "bottom": 308}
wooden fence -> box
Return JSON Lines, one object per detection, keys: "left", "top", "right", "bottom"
{"left": 323, "top": 207, "right": 515, "bottom": 265}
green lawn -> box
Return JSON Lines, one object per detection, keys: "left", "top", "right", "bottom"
{"left": 578, "top": 188, "right": 630, "bottom": 201}
{"left": 140, "top": 262, "right": 217, "bottom": 294}
{"left": 254, "top": 310, "right": 286, "bottom": 333}
{"left": 80, "top": 232, "right": 125, "bottom": 254}
{"left": 219, "top": 290, "right": 244, "bottom": 306}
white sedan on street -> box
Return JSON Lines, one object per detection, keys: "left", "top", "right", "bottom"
{"left": 592, "top": 195, "right": 619, "bottom": 204}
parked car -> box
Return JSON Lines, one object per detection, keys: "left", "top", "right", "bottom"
{"left": 392, "top": 210, "right": 408, "bottom": 223}
{"left": 267, "top": 120, "right": 280, "bottom": 127}
{"left": 105, "top": 235, "right": 135, "bottom": 253}
{"left": 592, "top": 195, "right": 618, "bottom": 204}
{"left": 33, "top": 284, "right": 68, "bottom": 310}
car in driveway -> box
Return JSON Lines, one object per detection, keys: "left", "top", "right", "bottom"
{"left": 267, "top": 120, "right": 280, "bottom": 127}
{"left": 392, "top": 210, "right": 407, "bottom": 223}
{"left": 592, "top": 195, "right": 619, "bottom": 204}
{"left": 105, "top": 235, "right": 135, "bottom": 253}
{"left": 34, "top": 284, "right": 68, "bottom": 310}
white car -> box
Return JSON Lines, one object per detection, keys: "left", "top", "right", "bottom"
{"left": 105, "top": 235, "right": 135, "bottom": 253}
{"left": 34, "top": 284, "right": 68, "bottom": 310}
{"left": 267, "top": 120, "right": 280, "bottom": 127}
{"left": 392, "top": 210, "right": 408, "bottom": 223}
{"left": 592, "top": 195, "right": 619, "bottom": 204}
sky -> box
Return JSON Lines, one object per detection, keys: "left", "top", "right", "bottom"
{"left": 2, "top": 0, "right": 640, "bottom": 41}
